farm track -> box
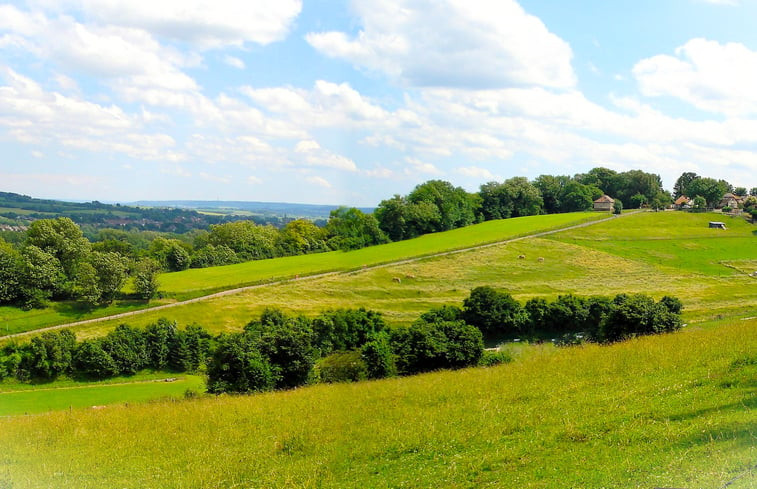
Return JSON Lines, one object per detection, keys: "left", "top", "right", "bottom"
{"left": 5, "top": 212, "right": 636, "bottom": 340}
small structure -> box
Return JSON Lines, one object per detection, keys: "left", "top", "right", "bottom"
{"left": 674, "top": 196, "right": 691, "bottom": 210}
{"left": 709, "top": 221, "right": 727, "bottom": 230}
{"left": 593, "top": 194, "right": 615, "bottom": 211}
{"left": 718, "top": 193, "right": 743, "bottom": 210}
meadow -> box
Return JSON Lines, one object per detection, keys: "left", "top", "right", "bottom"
{"left": 0, "top": 212, "right": 602, "bottom": 337}
{"left": 0, "top": 374, "right": 204, "bottom": 416}
{"left": 26, "top": 211, "right": 755, "bottom": 341}
{"left": 1, "top": 317, "right": 754, "bottom": 488}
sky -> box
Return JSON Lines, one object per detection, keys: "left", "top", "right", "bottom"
{"left": 1, "top": 0, "right": 757, "bottom": 206}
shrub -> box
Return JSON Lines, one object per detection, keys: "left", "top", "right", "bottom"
{"left": 391, "top": 319, "right": 483, "bottom": 374}
{"left": 206, "top": 333, "right": 276, "bottom": 394}
{"left": 319, "top": 351, "right": 368, "bottom": 383}
{"left": 100, "top": 324, "right": 148, "bottom": 375}
{"left": 361, "top": 331, "right": 396, "bottom": 379}
{"left": 312, "top": 308, "right": 386, "bottom": 355}
{"left": 463, "top": 286, "right": 525, "bottom": 335}
{"left": 73, "top": 340, "right": 118, "bottom": 379}
{"left": 479, "top": 349, "right": 513, "bottom": 367}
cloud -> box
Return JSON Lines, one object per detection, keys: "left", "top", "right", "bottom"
{"left": 306, "top": 175, "right": 331, "bottom": 188}
{"left": 247, "top": 175, "right": 263, "bottom": 184}
{"left": 40, "top": 0, "right": 303, "bottom": 48}
{"left": 633, "top": 38, "right": 757, "bottom": 116}
{"left": 404, "top": 157, "right": 441, "bottom": 175}
{"left": 306, "top": 0, "right": 575, "bottom": 89}
{"left": 294, "top": 139, "right": 358, "bottom": 171}
{"left": 223, "top": 55, "right": 246, "bottom": 69}
{"left": 455, "top": 166, "right": 495, "bottom": 179}
{"left": 199, "top": 171, "right": 231, "bottom": 184}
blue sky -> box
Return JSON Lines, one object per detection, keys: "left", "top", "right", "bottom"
{"left": 1, "top": 0, "right": 757, "bottom": 206}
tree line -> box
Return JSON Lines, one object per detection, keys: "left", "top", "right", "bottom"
{"left": 0, "top": 290, "right": 683, "bottom": 392}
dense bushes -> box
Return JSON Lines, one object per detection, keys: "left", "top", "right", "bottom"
{"left": 0, "top": 320, "right": 212, "bottom": 382}
{"left": 459, "top": 287, "right": 683, "bottom": 344}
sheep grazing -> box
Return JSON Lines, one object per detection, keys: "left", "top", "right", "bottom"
{"left": 538, "top": 257, "right": 544, "bottom": 263}
{"left": 518, "top": 255, "right": 526, "bottom": 260}
{"left": 405, "top": 274, "right": 416, "bottom": 279}
{"left": 392, "top": 277, "right": 402, "bottom": 283}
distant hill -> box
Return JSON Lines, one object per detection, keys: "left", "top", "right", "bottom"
{"left": 131, "top": 200, "right": 375, "bottom": 219}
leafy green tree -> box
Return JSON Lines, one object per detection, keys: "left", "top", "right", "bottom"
{"left": 101, "top": 324, "right": 148, "bottom": 375}
{"left": 613, "top": 200, "right": 623, "bottom": 215}
{"left": 750, "top": 187, "right": 757, "bottom": 197}
{"left": 89, "top": 251, "right": 128, "bottom": 303}
{"left": 206, "top": 333, "right": 276, "bottom": 394}
{"left": 692, "top": 195, "right": 708, "bottom": 211}
{"left": 246, "top": 309, "right": 316, "bottom": 389}
{"left": 560, "top": 181, "right": 595, "bottom": 212}
{"left": 326, "top": 207, "right": 387, "bottom": 251}
{"left": 207, "top": 221, "right": 280, "bottom": 260}
{"left": 361, "top": 331, "right": 396, "bottom": 379}
{"left": 169, "top": 324, "right": 212, "bottom": 372}
{"left": 407, "top": 180, "right": 476, "bottom": 231}
{"left": 462, "top": 286, "right": 525, "bottom": 335}
{"left": 687, "top": 177, "right": 729, "bottom": 208}
{"left": 419, "top": 305, "right": 463, "bottom": 324}
{"left": 133, "top": 258, "right": 160, "bottom": 300}
{"left": 277, "top": 219, "right": 329, "bottom": 255}
{"left": 144, "top": 318, "right": 177, "bottom": 369}
{"left": 523, "top": 297, "right": 550, "bottom": 335}
{"left": 673, "top": 172, "right": 699, "bottom": 199}
{"left": 26, "top": 217, "right": 91, "bottom": 282}
{"left": 28, "top": 330, "right": 76, "bottom": 379}
{"left": 374, "top": 195, "right": 412, "bottom": 241}
{"left": 190, "top": 244, "right": 238, "bottom": 268}
{"left": 312, "top": 308, "right": 386, "bottom": 354}
{"left": 575, "top": 167, "right": 620, "bottom": 197}
{"left": 630, "top": 193, "right": 647, "bottom": 209}
{"left": 534, "top": 175, "right": 570, "bottom": 214}
{"left": 73, "top": 262, "right": 102, "bottom": 306}
{"left": 0, "top": 240, "right": 22, "bottom": 304}
{"left": 73, "top": 340, "right": 118, "bottom": 379}
{"left": 479, "top": 177, "right": 543, "bottom": 220}
{"left": 19, "top": 245, "right": 64, "bottom": 308}
{"left": 733, "top": 187, "right": 747, "bottom": 197}
{"left": 390, "top": 319, "right": 483, "bottom": 374}
{"left": 614, "top": 170, "right": 664, "bottom": 207}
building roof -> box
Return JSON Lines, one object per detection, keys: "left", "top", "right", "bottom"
{"left": 674, "top": 196, "right": 690, "bottom": 205}
{"left": 594, "top": 195, "right": 615, "bottom": 203}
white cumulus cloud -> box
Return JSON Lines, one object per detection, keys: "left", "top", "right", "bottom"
{"left": 633, "top": 38, "right": 757, "bottom": 116}
{"left": 306, "top": 0, "right": 575, "bottom": 89}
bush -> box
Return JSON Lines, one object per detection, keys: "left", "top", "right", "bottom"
{"left": 391, "top": 319, "right": 483, "bottom": 374}
{"left": 361, "top": 331, "right": 396, "bottom": 379}
{"left": 100, "top": 324, "right": 148, "bottom": 375}
{"left": 319, "top": 351, "right": 368, "bottom": 383}
{"left": 206, "top": 333, "right": 276, "bottom": 394}
{"left": 463, "top": 286, "right": 525, "bottom": 335}
{"left": 312, "top": 308, "right": 386, "bottom": 355}
{"left": 479, "top": 349, "right": 513, "bottom": 367}
{"left": 73, "top": 340, "right": 118, "bottom": 379}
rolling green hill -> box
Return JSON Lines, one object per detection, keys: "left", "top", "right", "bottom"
{"left": 1, "top": 317, "right": 754, "bottom": 488}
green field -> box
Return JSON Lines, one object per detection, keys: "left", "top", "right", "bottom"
{"left": 25, "top": 211, "right": 754, "bottom": 341}
{"left": 0, "top": 212, "right": 602, "bottom": 338}
{"left": 1, "top": 317, "right": 754, "bottom": 488}
{"left": 0, "top": 374, "right": 204, "bottom": 416}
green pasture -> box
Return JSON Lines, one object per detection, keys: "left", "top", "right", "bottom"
{"left": 0, "top": 212, "right": 600, "bottom": 338}
{"left": 551, "top": 211, "right": 756, "bottom": 276}
{"left": 154, "top": 212, "right": 602, "bottom": 298}
{"left": 51, "top": 229, "right": 756, "bottom": 341}
{"left": 0, "top": 374, "right": 204, "bottom": 416}
{"left": 1, "top": 318, "right": 753, "bottom": 488}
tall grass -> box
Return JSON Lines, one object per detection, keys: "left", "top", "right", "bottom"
{"left": 1, "top": 319, "right": 754, "bottom": 488}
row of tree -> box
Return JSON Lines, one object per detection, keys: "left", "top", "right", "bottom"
{"left": 1, "top": 289, "right": 683, "bottom": 394}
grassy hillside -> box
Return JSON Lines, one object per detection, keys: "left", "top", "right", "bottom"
{"left": 28, "top": 211, "right": 755, "bottom": 342}
{"left": 0, "top": 374, "right": 204, "bottom": 416}
{"left": 1, "top": 317, "right": 754, "bottom": 488}
{"left": 0, "top": 212, "right": 602, "bottom": 337}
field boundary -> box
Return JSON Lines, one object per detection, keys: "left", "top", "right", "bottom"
{"left": 3, "top": 212, "right": 633, "bottom": 340}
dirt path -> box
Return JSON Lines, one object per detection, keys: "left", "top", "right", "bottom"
{"left": 4, "top": 212, "right": 636, "bottom": 340}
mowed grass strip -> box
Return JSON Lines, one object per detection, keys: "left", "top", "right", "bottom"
{"left": 155, "top": 212, "right": 602, "bottom": 297}
{"left": 0, "top": 212, "right": 601, "bottom": 338}
{"left": 0, "top": 375, "right": 204, "bottom": 416}
{"left": 1, "top": 319, "right": 754, "bottom": 489}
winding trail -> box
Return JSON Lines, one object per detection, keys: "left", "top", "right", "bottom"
{"left": 4, "top": 212, "right": 636, "bottom": 340}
